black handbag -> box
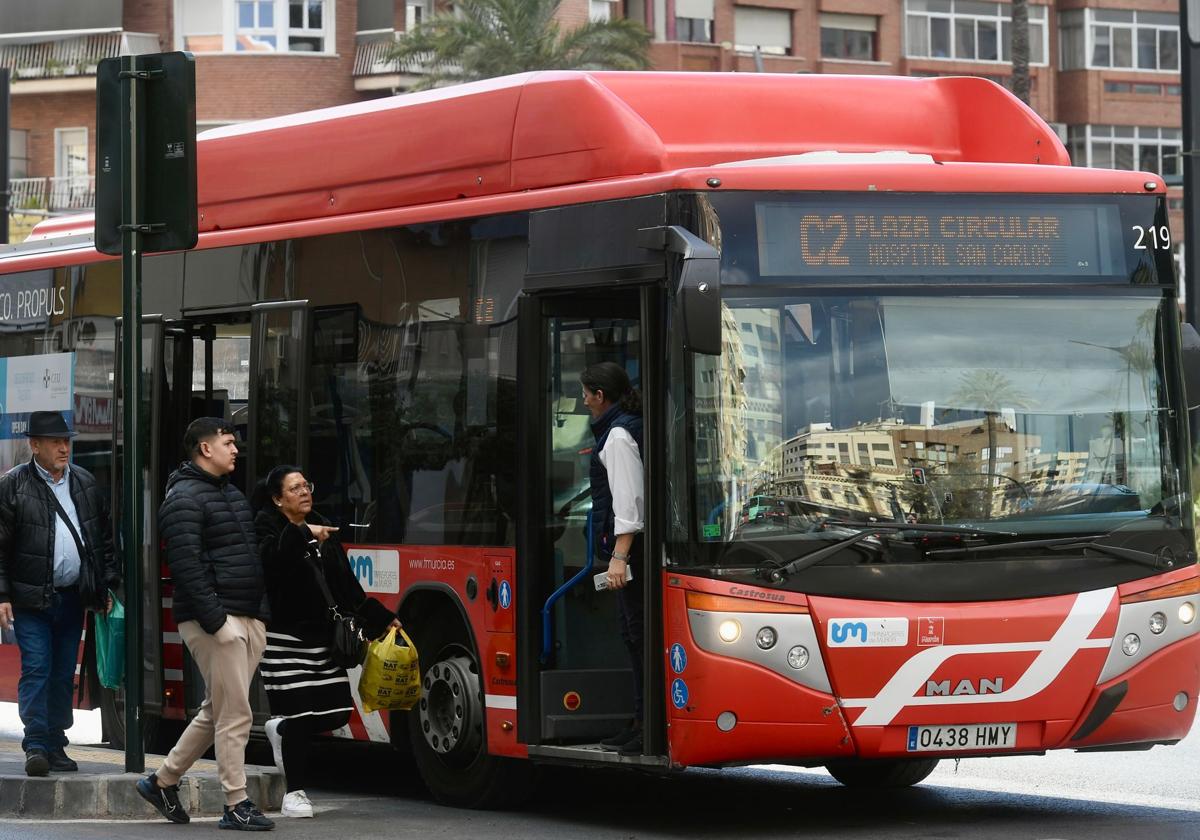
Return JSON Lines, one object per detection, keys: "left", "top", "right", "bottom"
{"left": 304, "top": 541, "right": 366, "bottom": 669}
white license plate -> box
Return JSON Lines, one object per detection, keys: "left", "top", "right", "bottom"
{"left": 906, "top": 723, "right": 1017, "bottom": 752}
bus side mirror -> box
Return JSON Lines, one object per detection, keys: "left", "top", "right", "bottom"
{"left": 1182, "top": 322, "right": 1200, "bottom": 411}
{"left": 638, "top": 225, "right": 722, "bottom": 356}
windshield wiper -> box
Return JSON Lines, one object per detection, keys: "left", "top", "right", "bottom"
{"left": 760, "top": 522, "right": 1018, "bottom": 583}
{"left": 926, "top": 534, "right": 1179, "bottom": 570}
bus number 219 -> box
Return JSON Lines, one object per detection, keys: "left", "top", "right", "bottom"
{"left": 1132, "top": 225, "right": 1171, "bottom": 250}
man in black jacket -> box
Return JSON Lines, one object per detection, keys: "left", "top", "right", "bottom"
{"left": 134, "top": 417, "right": 274, "bottom": 832}
{"left": 0, "top": 410, "right": 118, "bottom": 777}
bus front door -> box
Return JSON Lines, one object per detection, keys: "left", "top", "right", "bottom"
{"left": 518, "top": 287, "right": 666, "bottom": 763}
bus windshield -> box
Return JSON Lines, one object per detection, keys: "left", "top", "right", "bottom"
{"left": 677, "top": 292, "right": 1181, "bottom": 550}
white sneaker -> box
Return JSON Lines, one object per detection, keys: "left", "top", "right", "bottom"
{"left": 264, "top": 718, "right": 285, "bottom": 776}
{"left": 281, "top": 790, "right": 314, "bottom": 818}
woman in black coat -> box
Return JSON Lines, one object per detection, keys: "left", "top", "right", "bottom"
{"left": 254, "top": 465, "right": 397, "bottom": 819}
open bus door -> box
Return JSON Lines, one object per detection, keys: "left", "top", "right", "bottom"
{"left": 101, "top": 302, "right": 311, "bottom": 747}
{"left": 517, "top": 286, "right": 667, "bottom": 766}
{"left": 102, "top": 314, "right": 182, "bottom": 749}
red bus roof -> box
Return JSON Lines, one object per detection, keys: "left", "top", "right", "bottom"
{"left": 191, "top": 71, "right": 1066, "bottom": 232}
{"left": 19, "top": 71, "right": 1161, "bottom": 251}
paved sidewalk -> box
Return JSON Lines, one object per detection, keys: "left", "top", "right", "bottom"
{"left": 0, "top": 737, "right": 283, "bottom": 820}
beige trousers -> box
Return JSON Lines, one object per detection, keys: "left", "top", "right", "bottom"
{"left": 157, "top": 615, "right": 267, "bottom": 806}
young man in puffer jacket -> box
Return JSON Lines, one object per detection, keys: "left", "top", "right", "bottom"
{"left": 134, "top": 417, "right": 274, "bottom": 831}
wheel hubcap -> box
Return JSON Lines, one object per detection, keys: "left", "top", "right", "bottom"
{"left": 418, "top": 654, "right": 482, "bottom": 758}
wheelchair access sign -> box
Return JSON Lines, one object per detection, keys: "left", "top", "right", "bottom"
{"left": 671, "top": 678, "right": 689, "bottom": 709}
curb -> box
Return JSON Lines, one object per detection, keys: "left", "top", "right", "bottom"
{"left": 0, "top": 769, "right": 284, "bottom": 820}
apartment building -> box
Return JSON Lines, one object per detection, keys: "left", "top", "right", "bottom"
{"left": 0, "top": 0, "right": 1187, "bottom": 261}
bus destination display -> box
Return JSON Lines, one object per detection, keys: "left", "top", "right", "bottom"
{"left": 755, "top": 200, "right": 1124, "bottom": 277}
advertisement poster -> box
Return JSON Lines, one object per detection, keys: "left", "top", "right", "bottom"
{"left": 0, "top": 352, "right": 75, "bottom": 485}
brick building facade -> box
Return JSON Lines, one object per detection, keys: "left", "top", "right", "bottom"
{"left": 0, "top": 0, "right": 1187, "bottom": 263}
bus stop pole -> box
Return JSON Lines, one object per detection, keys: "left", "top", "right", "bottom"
{"left": 120, "top": 53, "right": 145, "bottom": 774}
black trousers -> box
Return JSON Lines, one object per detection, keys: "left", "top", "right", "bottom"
{"left": 278, "top": 710, "right": 351, "bottom": 793}
{"left": 615, "top": 574, "right": 645, "bottom": 721}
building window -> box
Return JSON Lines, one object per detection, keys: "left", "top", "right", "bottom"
{"left": 675, "top": 0, "right": 714, "bottom": 41}
{"left": 1066, "top": 124, "right": 1182, "bottom": 185}
{"left": 734, "top": 6, "right": 792, "bottom": 55}
{"left": 55, "top": 128, "right": 88, "bottom": 181}
{"left": 905, "top": 0, "right": 1047, "bottom": 65}
{"left": 820, "top": 13, "right": 877, "bottom": 60}
{"left": 237, "top": 0, "right": 278, "bottom": 50}
{"left": 179, "top": 0, "right": 225, "bottom": 51}
{"left": 1059, "top": 9, "right": 1178, "bottom": 72}
{"left": 677, "top": 17, "right": 713, "bottom": 41}
{"left": 1104, "top": 80, "right": 1180, "bottom": 96}
{"left": 176, "top": 0, "right": 334, "bottom": 53}
{"left": 8, "top": 129, "right": 29, "bottom": 179}
{"left": 287, "top": 0, "right": 327, "bottom": 51}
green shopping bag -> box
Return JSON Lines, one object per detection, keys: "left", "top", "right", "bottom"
{"left": 94, "top": 592, "right": 125, "bottom": 690}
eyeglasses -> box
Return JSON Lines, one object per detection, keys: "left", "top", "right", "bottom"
{"left": 285, "top": 481, "right": 315, "bottom": 497}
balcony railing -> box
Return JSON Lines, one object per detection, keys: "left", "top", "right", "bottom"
{"left": 352, "top": 32, "right": 432, "bottom": 76}
{"left": 0, "top": 32, "right": 159, "bottom": 80}
{"left": 7, "top": 177, "right": 96, "bottom": 215}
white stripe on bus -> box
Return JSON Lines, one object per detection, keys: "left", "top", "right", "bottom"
{"left": 841, "top": 588, "right": 1115, "bottom": 726}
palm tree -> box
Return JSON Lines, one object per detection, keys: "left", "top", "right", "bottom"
{"left": 952, "top": 369, "right": 1031, "bottom": 514}
{"left": 388, "top": 0, "right": 652, "bottom": 90}
{"left": 1010, "top": 0, "right": 1030, "bottom": 105}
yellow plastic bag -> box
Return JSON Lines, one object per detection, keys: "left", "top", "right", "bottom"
{"left": 358, "top": 628, "right": 421, "bottom": 713}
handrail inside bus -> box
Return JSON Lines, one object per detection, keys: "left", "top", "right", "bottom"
{"left": 541, "top": 511, "right": 594, "bottom": 664}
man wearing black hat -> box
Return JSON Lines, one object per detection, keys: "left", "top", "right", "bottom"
{"left": 0, "top": 410, "right": 118, "bottom": 777}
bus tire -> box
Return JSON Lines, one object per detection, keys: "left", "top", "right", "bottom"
{"left": 99, "top": 685, "right": 169, "bottom": 754}
{"left": 824, "top": 758, "right": 939, "bottom": 788}
{"left": 406, "top": 616, "right": 532, "bottom": 809}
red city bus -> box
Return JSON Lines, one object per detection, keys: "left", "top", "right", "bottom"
{"left": 0, "top": 71, "right": 1197, "bottom": 807}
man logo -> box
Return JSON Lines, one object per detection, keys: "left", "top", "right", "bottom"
{"left": 831, "top": 621, "right": 868, "bottom": 644}
{"left": 925, "top": 678, "right": 1004, "bottom": 696}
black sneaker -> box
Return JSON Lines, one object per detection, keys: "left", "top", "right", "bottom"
{"left": 219, "top": 799, "right": 275, "bottom": 831}
{"left": 617, "top": 731, "right": 644, "bottom": 757}
{"left": 24, "top": 748, "right": 49, "bottom": 777}
{"left": 47, "top": 749, "right": 78, "bottom": 772}
{"left": 135, "top": 772, "right": 191, "bottom": 824}
{"left": 599, "top": 724, "right": 639, "bottom": 751}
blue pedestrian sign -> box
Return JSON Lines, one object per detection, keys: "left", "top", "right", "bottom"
{"left": 671, "top": 678, "right": 689, "bottom": 709}
{"left": 670, "top": 643, "right": 687, "bottom": 674}
{"left": 498, "top": 580, "right": 512, "bottom": 609}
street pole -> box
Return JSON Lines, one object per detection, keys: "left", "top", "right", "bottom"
{"left": 120, "top": 53, "right": 145, "bottom": 774}
{"left": 1182, "top": 0, "right": 1200, "bottom": 324}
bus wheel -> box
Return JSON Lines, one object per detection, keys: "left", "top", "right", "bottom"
{"left": 407, "top": 619, "right": 532, "bottom": 808}
{"left": 99, "top": 685, "right": 166, "bottom": 753}
{"left": 824, "top": 758, "right": 939, "bottom": 788}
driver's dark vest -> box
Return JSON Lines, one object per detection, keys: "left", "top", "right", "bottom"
{"left": 588, "top": 404, "right": 644, "bottom": 561}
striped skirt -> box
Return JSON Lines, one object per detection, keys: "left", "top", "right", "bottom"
{"left": 260, "top": 631, "right": 354, "bottom": 730}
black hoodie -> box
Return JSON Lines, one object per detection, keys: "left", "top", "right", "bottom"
{"left": 159, "top": 461, "right": 268, "bottom": 633}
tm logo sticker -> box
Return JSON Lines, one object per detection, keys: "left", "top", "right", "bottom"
{"left": 345, "top": 548, "right": 400, "bottom": 594}
{"left": 828, "top": 618, "right": 909, "bottom": 647}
